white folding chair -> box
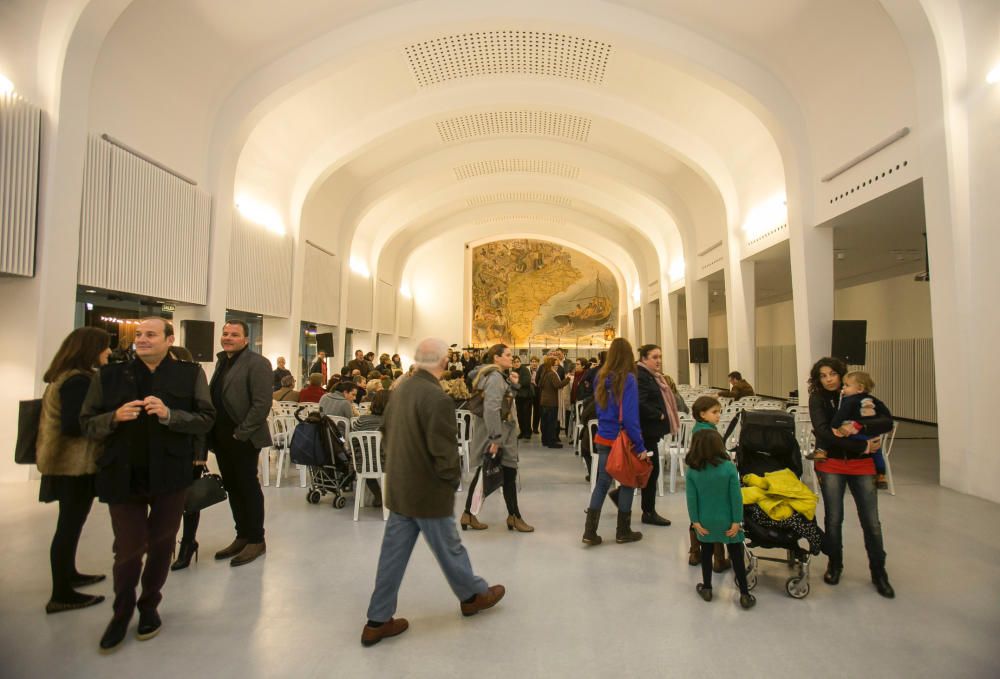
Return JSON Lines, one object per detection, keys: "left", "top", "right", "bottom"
{"left": 349, "top": 431, "right": 388, "bottom": 521}
{"left": 572, "top": 401, "right": 585, "bottom": 457}
{"left": 273, "top": 415, "right": 305, "bottom": 488}
{"left": 455, "top": 409, "right": 472, "bottom": 475}
{"left": 587, "top": 419, "right": 600, "bottom": 493}
{"left": 327, "top": 415, "right": 351, "bottom": 439}
{"left": 794, "top": 415, "right": 819, "bottom": 493}
{"left": 668, "top": 419, "right": 692, "bottom": 493}
{"left": 260, "top": 417, "right": 277, "bottom": 486}
{"left": 881, "top": 421, "right": 900, "bottom": 496}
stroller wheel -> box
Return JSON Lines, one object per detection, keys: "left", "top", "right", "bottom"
{"left": 785, "top": 576, "right": 810, "bottom": 599}
{"left": 307, "top": 490, "right": 321, "bottom": 505}
{"left": 333, "top": 495, "right": 347, "bottom": 509}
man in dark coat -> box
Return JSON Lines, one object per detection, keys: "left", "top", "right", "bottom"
{"left": 209, "top": 321, "right": 273, "bottom": 567}
{"left": 81, "top": 318, "right": 215, "bottom": 652}
{"left": 361, "top": 338, "right": 505, "bottom": 647}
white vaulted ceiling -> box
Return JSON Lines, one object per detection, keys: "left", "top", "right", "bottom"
{"left": 81, "top": 0, "right": 921, "bottom": 298}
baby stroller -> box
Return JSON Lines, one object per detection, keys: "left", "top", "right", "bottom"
{"left": 724, "top": 410, "right": 819, "bottom": 599}
{"left": 290, "top": 410, "right": 355, "bottom": 509}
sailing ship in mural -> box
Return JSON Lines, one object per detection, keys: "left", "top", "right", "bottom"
{"left": 471, "top": 239, "right": 618, "bottom": 346}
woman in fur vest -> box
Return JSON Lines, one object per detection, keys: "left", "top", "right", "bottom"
{"left": 36, "top": 327, "right": 112, "bottom": 614}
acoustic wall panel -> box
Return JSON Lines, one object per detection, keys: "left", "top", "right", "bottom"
{"left": 78, "top": 135, "right": 211, "bottom": 303}
{"left": 847, "top": 337, "right": 936, "bottom": 422}
{"left": 226, "top": 214, "right": 293, "bottom": 317}
{"left": 0, "top": 92, "right": 40, "bottom": 277}
{"left": 398, "top": 294, "right": 413, "bottom": 338}
{"left": 301, "top": 242, "right": 340, "bottom": 325}
{"left": 376, "top": 280, "right": 395, "bottom": 334}
{"left": 346, "top": 271, "right": 373, "bottom": 330}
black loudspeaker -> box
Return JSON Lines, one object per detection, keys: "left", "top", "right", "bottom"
{"left": 316, "top": 332, "right": 334, "bottom": 355}
{"left": 689, "top": 337, "right": 709, "bottom": 364}
{"left": 181, "top": 320, "right": 216, "bottom": 362}
{"left": 832, "top": 320, "right": 867, "bottom": 365}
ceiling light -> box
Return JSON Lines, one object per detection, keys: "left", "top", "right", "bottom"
{"left": 987, "top": 63, "right": 1000, "bottom": 85}
{"left": 835, "top": 251, "right": 846, "bottom": 260}
{"left": 236, "top": 196, "right": 285, "bottom": 235}
{"left": 349, "top": 256, "right": 370, "bottom": 279}
{"left": 631, "top": 284, "right": 641, "bottom": 304}
{"left": 669, "top": 259, "right": 685, "bottom": 281}
{"left": 85, "top": 289, "right": 96, "bottom": 293}
{"left": 400, "top": 283, "right": 412, "bottom": 299}
{"left": 0, "top": 74, "right": 14, "bottom": 95}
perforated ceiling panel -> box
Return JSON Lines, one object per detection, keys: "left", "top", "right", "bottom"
{"left": 405, "top": 31, "right": 612, "bottom": 87}
{"left": 466, "top": 192, "right": 573, "bottom": 208}
{"left": 436, "top": 111, "right": 592, "bottom": 143}
{"left": 475, "top": 215, "right": 566, "bottom": 225}
{"left": 454, "top": 159, "right": 580, "bottom": 181}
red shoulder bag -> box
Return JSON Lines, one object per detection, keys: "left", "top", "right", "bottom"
{"left": 605, "top": 399, "right": 653, "bottom": 488}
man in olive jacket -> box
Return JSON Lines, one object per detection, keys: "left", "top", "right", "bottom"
{"left": 361, "top": 338, "right": 505, "bottom": 648}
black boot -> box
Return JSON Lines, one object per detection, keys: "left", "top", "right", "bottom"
{"left": 582, "top": 509, "right": 602, "bottom": 545}
{"left": 641, "top": 510, "right": 671, "bottom": 526}
{"left": 615, "top": 512, "right": 642, "bottom": 543}
{"left": 170, "top": 541, "right": 199, "bottom": 571}
{"left": 824, "top": 563, "right": 843, "bottom": 585}
{"left": 872, "top": 570, "right": 895, "bottom": 598}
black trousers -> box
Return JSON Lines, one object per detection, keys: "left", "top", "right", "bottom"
{"left": 531, "top": 393, "right": 541, "bottom": 433}
{"left": 108, "top": 489, "right": 186, "bottom": 620}
{"left": 50, "top": 493, "right": 95, "bottom": 599}
{"left": 540, "top": 405, "right": 559, "bottom": 446}
{"left": 515, "top": 398, "right": 533, "bottom": 437}
{"left": 214, "top": 436, "right": 265, "bottom": 543}
{"left": 464, "top": 465, "right": 521, "bottom": 518}
{"left": 700, "top": 542, "right": 749, "bottom": 595}
{"left": 640, "top": 433, "right": 663, "bottom": 514}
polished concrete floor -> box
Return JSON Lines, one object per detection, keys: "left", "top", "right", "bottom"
{"left": 2, "top": 423, "right": 998, "bottom": 678}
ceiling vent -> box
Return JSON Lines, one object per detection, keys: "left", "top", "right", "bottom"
{"left": 475, "top": 215, "right": 566, "bottom": 225}
{"left": 405, "top": 31, "right": 612, "bottom": 87}
{"left": 436, "top": 111, "right": 592, "bottom": 143}
{"left": 466, "top": 192, "right": 573, "bottom": 208}
{"left": 454, "top": 159, "right": 580, "bottom": 181}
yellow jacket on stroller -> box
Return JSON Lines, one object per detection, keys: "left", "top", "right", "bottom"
{"left": 741, "top": 469, "right": 818, "bottom": 521}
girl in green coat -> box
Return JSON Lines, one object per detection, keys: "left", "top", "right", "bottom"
{"left": 685, "top": 430, "right": 756, "bottom": 609}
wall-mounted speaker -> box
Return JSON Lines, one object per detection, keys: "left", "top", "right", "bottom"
{"left": 689, "top": 337, "right": 709, "bottom": 364}
{"left": 832, "top": 320, "right": 867, "bottom": 365}
{"left": 316, "top": 332, "right": 334, "bottom": 355}
{"left": 181, "top": 320, "right": 215, "bottom": 362}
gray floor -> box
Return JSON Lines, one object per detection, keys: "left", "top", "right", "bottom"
{"left": 3, "top": 423, "right": 999, "bottom": 678}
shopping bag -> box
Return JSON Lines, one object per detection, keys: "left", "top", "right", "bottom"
{"left": 14, "top": 399, "right": 42, "bottom": 465}
{"left": 470, "top": 446, "right": 504, "bottom": 514}
{"left": 604, "top": 401, "right": 653, "bottom": 488}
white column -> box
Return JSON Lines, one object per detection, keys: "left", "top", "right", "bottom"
{"left": 788, "top": 215, "right": 834, "bottom": 400}
{"left": 724, "top": 253, "right": 757, "bottom": 385}
{"left": 660, "top": 284, "right": 679, "bottom": 378}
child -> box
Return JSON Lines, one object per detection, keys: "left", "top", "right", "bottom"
{"left": 685, "top": 430, "right": 756, "bottom": 610}
{"left": 831, "top": 371, "right": 892, "bottom": 489}
{"left": 686, "top": 396, "right": 729, "bottom": 570}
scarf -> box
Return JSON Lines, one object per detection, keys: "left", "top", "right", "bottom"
{"left": 639, "top": 362, "right": 680, "bottom": 432}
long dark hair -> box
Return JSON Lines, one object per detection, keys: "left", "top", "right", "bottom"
{"left": 808, "top": 357, "right": 848, "bottom": 395}
{"left": 595, "top": 338, "right": 636, "bottom": 409}
{"left": 685, "top": 430, "right": 729, "bottom": 470}
{"left": 44, "top": 327, "right": 110, "bottom": 383}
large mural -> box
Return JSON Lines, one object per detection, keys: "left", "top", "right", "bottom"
{"left": 471, "top": 239, "right": 618, "bottom": 347}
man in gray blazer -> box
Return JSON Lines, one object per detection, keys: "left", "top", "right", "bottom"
{"left": 209, "top": 321, "right": 273, "bottom": 566}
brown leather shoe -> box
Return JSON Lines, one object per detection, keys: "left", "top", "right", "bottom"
{"left": 460, "top": 585, "right": 506, "bottom": 617}
{"left": 360, "top": 617, "right": 409, "bottom": 647}
{"left": 230, "top": 541, "right": 266, "bottom": 567}
{"left": 214, "top": 538, "right": 248, "bottom": 560}
{"left": 460, "top": 512, "right": 488, "bottom": 531}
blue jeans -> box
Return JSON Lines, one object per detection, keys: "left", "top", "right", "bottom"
{"left": 366, "top": 512, "right": 488, "bottom": 623}
{"left": 588, "top": 443, "right": 635, "bottom": 512}
{"left": 818, "top": 471, "right": 886, "bottom": 574}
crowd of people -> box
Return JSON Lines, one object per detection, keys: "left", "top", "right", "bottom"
{"left": 34, "top": 323, "right": 895, "bottom": 652}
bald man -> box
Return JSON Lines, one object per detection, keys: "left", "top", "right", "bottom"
{"left": 361, "top": 338, "right": 505, "bottom": 647}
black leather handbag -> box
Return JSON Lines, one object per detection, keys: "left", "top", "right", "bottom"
{"left": 184, "top": 471, "right": 227, "bottom": 514}
{"left": 14, "top": 399, "right": 43, "bottom": 465}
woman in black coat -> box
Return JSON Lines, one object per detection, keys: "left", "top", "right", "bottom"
{"left": 512, "top": 356, "right": 535, "bottom": 439}
{"left": 808, "top": 357, "right": 895, "bottom": 597}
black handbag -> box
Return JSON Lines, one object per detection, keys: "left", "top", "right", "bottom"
{"left": 184, "top": 471, "right": 227, "bottom": 514}
{"left": 14, "top": 399, "right": 42, "bottom": 465}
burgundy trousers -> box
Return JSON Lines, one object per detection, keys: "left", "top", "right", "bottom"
{"left": 108, "top": 489, "right": 186, "bottom": 621}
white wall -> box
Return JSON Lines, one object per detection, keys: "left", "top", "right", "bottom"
{"left": 405, "top": 235, "right": 466, "bottom": 346}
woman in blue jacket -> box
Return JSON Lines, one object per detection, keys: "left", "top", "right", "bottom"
{"left": 582, "top": 338, "right": 652, "bottom": 545}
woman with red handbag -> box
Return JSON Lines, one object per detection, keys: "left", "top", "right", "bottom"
{"left": 581, "top": 338, "right": 653, "bottom": 545}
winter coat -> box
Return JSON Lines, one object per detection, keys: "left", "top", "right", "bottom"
{"left": 469, "top": 365, "right": 519, "bottom": 468}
